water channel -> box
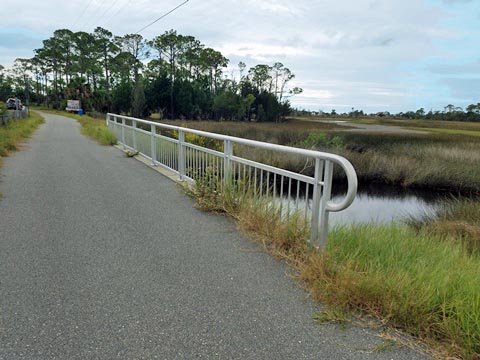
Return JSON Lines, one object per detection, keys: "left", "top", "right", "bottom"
{"left": 328, "top": 183, "right": 447, "bottom": 227}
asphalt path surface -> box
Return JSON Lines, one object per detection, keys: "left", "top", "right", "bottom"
{"left": 0, "top": 112, "right": 429, "bottom": 359}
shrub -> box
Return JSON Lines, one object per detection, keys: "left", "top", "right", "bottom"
{"left": 303, "top": 132, "right": 344, "bottom": 150}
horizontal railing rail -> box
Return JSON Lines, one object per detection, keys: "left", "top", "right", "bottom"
{"left": 107, "top": 113, "right": 358, "bottom": 248}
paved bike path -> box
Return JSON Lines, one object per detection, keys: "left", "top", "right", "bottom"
{"left": 0, "top": 112, "right": 428, "bottom": 359}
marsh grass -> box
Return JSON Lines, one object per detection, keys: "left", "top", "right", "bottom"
{"left": 408, "top": 198, "right": 480, "bottom": 255}
{"left": 301, "top": 224, "right": 480, "bottom": 359}
{"left": 154, "top": 119, "right": 480, "bottom": 193}
{"left": 159, "top": 118, "right": 346, "bottom": 144}
{"left": 0, "top": 112, "right": 44, "bottom": 161}
{"left": 328, "top": 133, "right": 480, "bottom": 193}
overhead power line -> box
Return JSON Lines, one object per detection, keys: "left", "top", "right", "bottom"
{"left": 135, "top": 0, "right": 190, "bottom": 34}
{"left": 86, "top": 0, "right": 120, "bottom": 30}
{"left": 104, "top": 0, "right": 132, "bottom": 28}
{"left": 72, "top": 0, "right": 96, "bottom": 29}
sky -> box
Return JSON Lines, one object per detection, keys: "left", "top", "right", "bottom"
{"left": 0, "top": 0, "right": 478, "bottom": 113}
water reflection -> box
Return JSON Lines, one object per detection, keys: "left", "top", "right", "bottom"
{"left": 329, "top": 184, "right": 446, "bottom": 226}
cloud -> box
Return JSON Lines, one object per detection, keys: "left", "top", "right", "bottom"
{"left": 0, "top": 0, "right": 477, "bottom": 112}
{"left": 243, "top": 0, "right": 304, "bottom": 16}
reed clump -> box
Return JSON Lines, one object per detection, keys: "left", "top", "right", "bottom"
{"left": 408, "top": 198, "right": 480, "bottom": 255}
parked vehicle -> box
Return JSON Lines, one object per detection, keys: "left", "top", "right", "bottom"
{"left": 6, "top": 98, "right": 23, "bottom": 110}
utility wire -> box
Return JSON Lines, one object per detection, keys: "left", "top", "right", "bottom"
{"left": 135, "top": 0, "right": 190, "bottom": 34}
{"left": 87, "top": 0, "right": 120, "bottom": 30}
{"left": 104, "top": 0, "right": 131, "bottom": 28}
{"left": 72, "top": 0, "right": 96, "bottom": 29}
{"left": 82, "top": 0, "right": 116, "bottom": 31}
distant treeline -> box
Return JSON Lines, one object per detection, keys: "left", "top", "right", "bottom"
{"left": 0, "top": 28, "right": 302, "bottom": 121}
{"left": 293, "top": 103, "right": 480, "bottom": 122}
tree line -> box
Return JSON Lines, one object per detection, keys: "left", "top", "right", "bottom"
{"left": 0, "top": 28, "right": 302, "bottom": 122}
{"left": 294, "top": 103, "right": 480, "bottom": 122}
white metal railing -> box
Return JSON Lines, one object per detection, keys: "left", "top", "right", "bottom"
{"left": 107, "top": 113, "right": 358, "bottom": 248}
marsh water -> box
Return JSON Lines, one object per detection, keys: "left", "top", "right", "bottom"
{"left": 275, "top": 182, "right": 449, "bottom": 226}
{"left": 328, "top": 184, "right": 447, "bottom": 227}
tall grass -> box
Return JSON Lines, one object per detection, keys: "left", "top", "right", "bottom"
{"left": 159, "top": 118, "right": 347, "bottom": 144}
{"left": 0, "top": 112, "right": 44, "bottom": 161}
{"left": 339, "top": 137, "right": 480, "bottom": 192}
{"left": 301, "top": 225, "right": 480, "bottom": 359}
{"left": 77, "top": 115, "right": 117, "bottom": 145}
{"left": 408, "top": 198, "right": 480, "bottom": 255}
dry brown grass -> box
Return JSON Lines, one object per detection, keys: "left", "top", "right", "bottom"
{"left": 158, "top": 118, "right": 347, "bottom": 144}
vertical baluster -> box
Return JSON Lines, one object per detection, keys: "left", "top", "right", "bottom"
{"left": 304, "top": 183, "right": 310, "bottom": 227}
{"left": 310, "top": 159, "right": 324, "bottom": 245}
{"left": 273, "top": 173, "right": 277, "bottom": 210}
{"left": 150, "top": 124, "right": 156, "bottom": 165}
{"left": 296, "top": 180, "right": 301, "bottom": 212}
{"left": 223, "top": 140, "right": 232, "bottom": 188}
{"left": 178, "top": 130, "right": 185, "bottom": 180}
{"left": 287, "top": 178, "right": 292, "bottom": 219}
{"left": 266, "top": 172, "right": 270, "bottom": 200}
{"left": 133, "top": 120, "right": 137, "bottom": 151}
{"left": 260, "top": 170, "right": 264, "bottom": 198}
{"left": 279, "top": 176, "right": 284, "bottom": 217}
{"left": 318, "top": 160, "right": 333, "bottom": 249}
{"left": 254, "top": 168, "right": 257, "bottom": 197}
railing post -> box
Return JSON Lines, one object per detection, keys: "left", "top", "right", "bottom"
{"left": 223, "top": 139, "right": 233, "bottom": 187}
{"left": 318, "top": 160, "right": 334, "bottom": 249}
{"left": 133, "top": 120, "right": 137, "bottom": 151}
{"left": 178, "top": 130, "right": 185, "bottom": 180}
{"left": 121, "top": 117, "right": 126, "bottom": 149}
{"left": 150, "top": 124, "right": 156, "bottom": 166}
{"left": 106, "top": 113, "right": 109, "bottom": 127}
{"left": 310, "top": 158, "right": 324, "bottom": 244}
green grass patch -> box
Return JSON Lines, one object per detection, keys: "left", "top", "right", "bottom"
{"left": 0, "top": 112, "right": 45, "bottom": 161}
{"left": 301, "top": 224, "right": 480, "bottom": 359}
{"left": 78, "top": 117, "right": 117, "bottom": 145}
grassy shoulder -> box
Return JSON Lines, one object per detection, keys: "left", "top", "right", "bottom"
{"left": 190, "top": 179, "right": 480, "bottom": 359}
{"left": 34, "top": 108, "right": 116, "bottom": 145}
{"left": 0, "top": 111, "right": 45, "bottom": 164}
{"left": 303, "top": 224, "right": 480, "bottom": 359}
